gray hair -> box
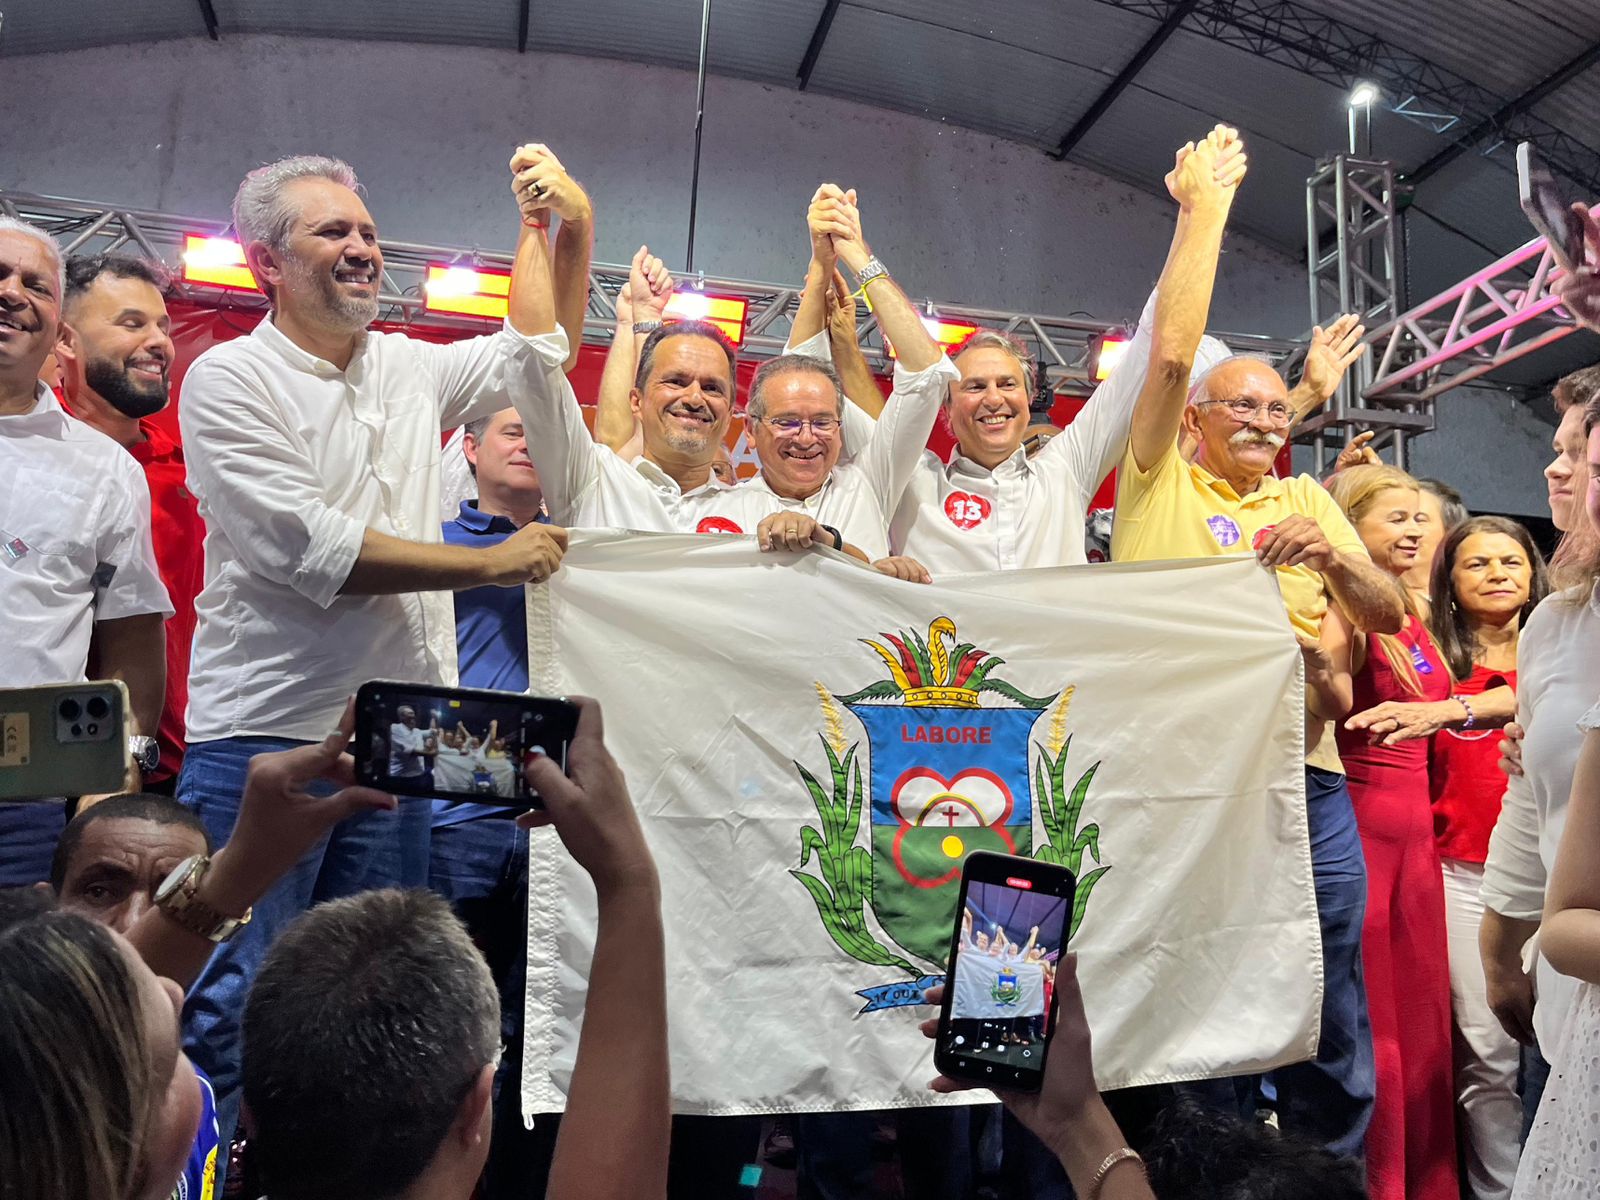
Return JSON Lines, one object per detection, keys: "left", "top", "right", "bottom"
{"left": 955, "top": 329, "right": 1037, "bottom": 395}
{"left": 1417, "top": 477, "right": 1467, "bottom": 529}
{"left": 747, "top": 354, "right": 845, "bottom": 420}
{"left": 1186, "top": 352, "right": 1280, "bottom": 406}
{"left": 232, "top": 155, "right": 362, "bottom": 255}
{"left": 0, "top": 216, "right": 64, "bottom": 298}
{"left": 244, "top": 888, "right": 500, "bottom": 1200}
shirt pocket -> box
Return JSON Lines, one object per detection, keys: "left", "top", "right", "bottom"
{"left": 380, "top": 393, "right": 443, "bottom": 476}
{"left": 0, "top": 464, "right": 101, "bottom": 560}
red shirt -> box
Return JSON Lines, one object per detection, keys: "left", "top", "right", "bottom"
{"left": 1428, "top": 664, "right": 1516, "bottom": 863}
{"left": 129, "top": 420, "right": 205, "bottom": 785}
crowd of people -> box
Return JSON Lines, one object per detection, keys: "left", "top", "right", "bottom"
{"left": 2, "top": 117, "right": 1600, "bottom": 1200}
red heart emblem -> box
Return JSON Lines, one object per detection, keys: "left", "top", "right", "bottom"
{"left": 943, "top": 490, "right": 993, "bottom": 530}
{"left": 696, "top": 516, "right": 744, "bottom": 535}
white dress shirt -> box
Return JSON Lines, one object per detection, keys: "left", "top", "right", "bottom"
{"left": 0, "top": 383, "right": 171, "bottom": 685}
{"left": 727, "top": 349, "right": 960, "bottom": 559}
{"left": 887, "top": 290, "right": 1157, "bottom": 573}
{"left": 181, "top": 316, "right": 542, "bottom": 743}
{"left": 1481, "top": 582, "right": 1600, "bottom": 1059}
{"left": 509, "top": 329, "right": 750, "bottom": 531}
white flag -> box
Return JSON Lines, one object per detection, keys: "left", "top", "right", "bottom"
{"left": 524, "top": 533, "right": 1319, "bottom": 1117}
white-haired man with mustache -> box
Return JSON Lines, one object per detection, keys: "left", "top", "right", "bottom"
{"left": 1109, "top": 128, "right": 1402, "bottom": 1161}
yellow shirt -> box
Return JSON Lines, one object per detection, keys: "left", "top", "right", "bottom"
{"left": 1111, "top": 442, "right": 1370, "bottom": 772}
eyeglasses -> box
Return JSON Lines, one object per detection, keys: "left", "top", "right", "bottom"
{"left": 758, "top": 416, "right": 839, "bottom": 435}
{"left": 1197, "top": 398, "right": 1294, "bottom": 426}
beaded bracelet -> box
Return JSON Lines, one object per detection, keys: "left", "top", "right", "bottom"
{"left": 1453, "top": 694, "right": 1476, "bottom": 729}
{"left": 1089, "top": 1147, "right": 1144, "bottom": 1199}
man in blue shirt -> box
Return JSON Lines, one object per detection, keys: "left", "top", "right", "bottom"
{"left": 436, "top": 404, "right": 550, "bottom": 1193}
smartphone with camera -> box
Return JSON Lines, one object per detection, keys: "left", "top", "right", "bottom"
{"left": 353, "top": 681, "right": 577, "bottom": 808}
{"left": 933, "top": 851, "right": 1077, "bottom": 1093}
{"left": 1518, "top": 142, "right": 1585, "bottom": 273}
{"left": 0, "top": 681, "right": 130, "bottom": 800}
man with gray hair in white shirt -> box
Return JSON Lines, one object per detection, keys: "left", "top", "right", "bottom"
{"left": 175, "top": 148, "right": 571, "bottom": 1176}
{"left": 0, "top": 217, "right": 171, "bottom": 883}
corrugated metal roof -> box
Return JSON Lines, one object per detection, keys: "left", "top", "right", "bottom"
{"left": 0, "top": 0, "right": 202, "bottom": 56}
{"left": 844, "top": 0, "right": 1159, "bottom": 68}
{"left": 216, "top": 0, "right": 517, "bottom": 47}
{"left": 531, "top": 0, "right": 826, "bottom": 85}
{"left": 1533, "top": 62, "right": 1600, "bottom": 158}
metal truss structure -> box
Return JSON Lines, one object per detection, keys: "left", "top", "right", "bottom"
{"left": 1363, "top": 234, "right": 1581, "bottom": 407}
{"left": 0, "top": 188, "right": 1302, "bottom": 399}
{"left": 1085, "top": 0, "right": 1600, "bottom": 196}
{"left": 1302, "top": 155, "right": 1410, "bottom": 472}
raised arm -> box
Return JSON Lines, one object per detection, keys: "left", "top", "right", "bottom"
{"left": 522, "top": 700, "right": 669, "bottom": 1200}
{"left": 828, "top": 269, "right": 888, "bottom": 419}
{"left": 1128, "top": 127, "right": 1248, "bottom": 472}
{"left": 509, "top": 143, "right": 585, "bottom": 344}
{"left": 790, "top": 185, "right": 843, "bottom": 349}
{"left": 595, "top": 247, "right": 672, "bottom": 453}
{"left": 1286, "top": 314, "right": 1367, "bottom": 435}
{"left": 826, "top": 190, "right": 940, "bottom": 374}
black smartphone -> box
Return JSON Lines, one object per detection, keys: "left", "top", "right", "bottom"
{"left": 353, "top": 680, "right": 578, "bottom": 808}
{"left": 933, "top": 851, "right": 1077, "bottom": 1093}
{"left": 1518, "top": 142, "right": 1585, "bottom": 273}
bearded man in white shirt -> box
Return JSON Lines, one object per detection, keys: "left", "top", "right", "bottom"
{"left": 175, "top": 151, "right": 570, "bottom": 1177}
{"left": 0, "top": 218, "right": 171, "bottom": 883}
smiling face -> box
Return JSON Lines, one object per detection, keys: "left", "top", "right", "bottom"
{"left": 1185, "top": 359, "right": 1291, "bottom": 490}
{"left": 61, "top": 272, "right": 174, "bottom": 420}
{"left": 631, "top": 333, "right": 734, "bottom": 465}
{"left": 1547, "top": 404, "right": 1590, "bottom": 532}
{"left": 749, "top": 367, "right": 842, "bottom": 499}
{"left": 251, "top": 177, "right": 382, "bottom": 333}
{"left": 1353, "top": 486, "right": 1424, "bottom": 577}
{"left": 1450, "top": 531, "right": 1533, "bottom": 626}
{"left": 0, "top": 229, "right": 63, "bottom": 392}
{"left": 948, "top": 344, "right": 1031, "bottom": 468}
{"left": 464, "top": 407, "right": 542, "bottom": 511}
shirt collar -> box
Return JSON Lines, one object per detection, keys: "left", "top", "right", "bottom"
{"left": 131, "top": 418, "right": 180, "bottom": 464}
{"left": 252, "top": 313, "right": 369, "bottom": 376}
{"left": 1190, "top": 458, "right": 1285, "bottom": 504}
{"left": 948, "top": 444, "right": 1029, "bottom": 480}
{"left": 741, "top": 471, "right": 831, "bottom": 503}
{"left": 0, "top": 382, "right": 71, "bottom": 436}
{"left": 455, "top": 500, "right": 521, "bottom": 534}
{"left": 632, "top": 455, "right": 735, "bottom": 497}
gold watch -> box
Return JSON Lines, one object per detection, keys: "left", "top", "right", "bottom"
{"left": 153, "top": 854, "right": 252, "bottom": 943}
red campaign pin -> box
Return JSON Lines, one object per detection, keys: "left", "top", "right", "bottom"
{"left": 943, "top": 490, "right": 993, "bottom": 531}
{"left": 1252, "top": 524, "right": 1278, "bottom": 552}
{"left": 696, "top": 516, "right": 744, "bottom": 535}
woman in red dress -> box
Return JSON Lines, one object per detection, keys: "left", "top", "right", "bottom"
{"left": 1327, "top": 465, "right": 1457, "bottom": 1200}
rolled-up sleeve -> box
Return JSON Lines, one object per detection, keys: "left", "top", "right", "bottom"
{"left": 94, "top": 455, "right": 173, "bottom": 621}
{"left": 1482, "top": 769, "right": 1547, "bottom": 920}
{"left": 504, "top": 328, "right": 601, "bottom": 525}
{"left": 180, "top": 358, "right": 365, "bottom": 609}
{"left": 855, "top": 356, "right": 959, "bottom": 515}
{"left": 1047, "top": 287, "right": 1158, "bottom": 504}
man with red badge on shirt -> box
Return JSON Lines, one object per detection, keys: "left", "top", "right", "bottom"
{"left": 57, "top": 254, "right": 202, "bottom": 792}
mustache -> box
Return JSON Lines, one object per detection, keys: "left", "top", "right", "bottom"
{"left": 1228, "top": 427, "right": 1286, "bottom": 450}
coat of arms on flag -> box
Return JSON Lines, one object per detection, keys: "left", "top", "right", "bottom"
{"left": 793, "top": 616, "right": 1112, "bottom": 1012}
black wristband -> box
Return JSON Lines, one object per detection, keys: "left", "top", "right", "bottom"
{"left": 820, "top": 524, "right": 844, "bottom": 551}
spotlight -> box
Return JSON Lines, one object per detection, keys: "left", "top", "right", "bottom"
{"left": 884, "top": 317, "right": 977, "bottom": 359}
{"left": 181, "top": 235, "right": 258, "bottom": 291}
{"left": 1347, "top": 81, "right": 1379, "bottom": 108}
{"left": 662, "top": 290, "right": 750, "bottom": 345}
{"left": 1088, "top": 332, "right": 1131, "bottom": 382}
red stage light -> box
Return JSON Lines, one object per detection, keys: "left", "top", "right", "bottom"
{"left": 424, "top": 264, "right": 512, "bottom": 319}
{"left": 181, "top": 235, "right": 258, "bottom": 291}
{"left": 885, "top": 316, "right": 979, "bottom": 359}
{"left": 663, "top": 291, "right": 749, "bottom": 346}
{"left": 1091, "top": 333, "right": 1131, "bottom": 381}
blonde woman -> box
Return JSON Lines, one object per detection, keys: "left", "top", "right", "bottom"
{"left": 1327, "top": 465, "right": 1457, "bottom": 1200}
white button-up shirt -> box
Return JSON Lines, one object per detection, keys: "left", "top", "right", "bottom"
{"left": 0, "top": 383, "right": 171, "bottom": 685}
{"left": 509, "top": 329, "right": 749, "bottom": 531}
{"left": 728, "top": 349, "right": 960, "bottom": 559}
{"left": 885, "top": 290, "right": 1157, "bottom": 573}
{"left": 1481, "top": 582, "right": 1600, "bottom": 1058}
{"left": 180, "top": 316, "right": 542, "bottom": 743}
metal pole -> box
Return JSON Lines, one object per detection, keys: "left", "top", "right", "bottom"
{"left": 685, "top": 0, "right": 713, "bottom": 274}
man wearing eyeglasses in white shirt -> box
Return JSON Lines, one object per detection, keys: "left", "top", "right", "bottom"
{"left": 175, "top": 148, "right": 573, "bottom": 1184}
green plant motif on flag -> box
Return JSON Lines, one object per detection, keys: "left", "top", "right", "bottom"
{"left": 1031, "top": 686, "right": 1112, "bottom": 941}
{"left": 990, "top": 974, "right": 1022, "bottom": 1006}
{"left": 790, "top": 619, "right": 1116, "bottom": 1012}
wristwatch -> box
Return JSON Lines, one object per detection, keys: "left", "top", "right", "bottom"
{"left": 632, "top": 320, "right": 663, "bottom": 335}
{"left": 128, "top": 735, "right": 159, "bottom": 774}
{"left": 819, "top": 524, "right": 845, "bottom": 552}
{"left": 154, "top": 854, "right": 253, "bottom": 943}
{"left": 853, "top": 256, "right": 891, "bottom": 290}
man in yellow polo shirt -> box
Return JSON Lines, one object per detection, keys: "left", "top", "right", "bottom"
{"left": 1111, "top": 126, "right": 1404, "bottom": 1161}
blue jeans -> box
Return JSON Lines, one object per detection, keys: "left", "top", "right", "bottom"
{"left": 0, "top": 800, "right": 66, "bottom": 887}
{"left": 1182, "top": 767, "right": 1375, "bottom": 1157}
{"left": 177, "top": 736, "right": 432, "bottom": 1188}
